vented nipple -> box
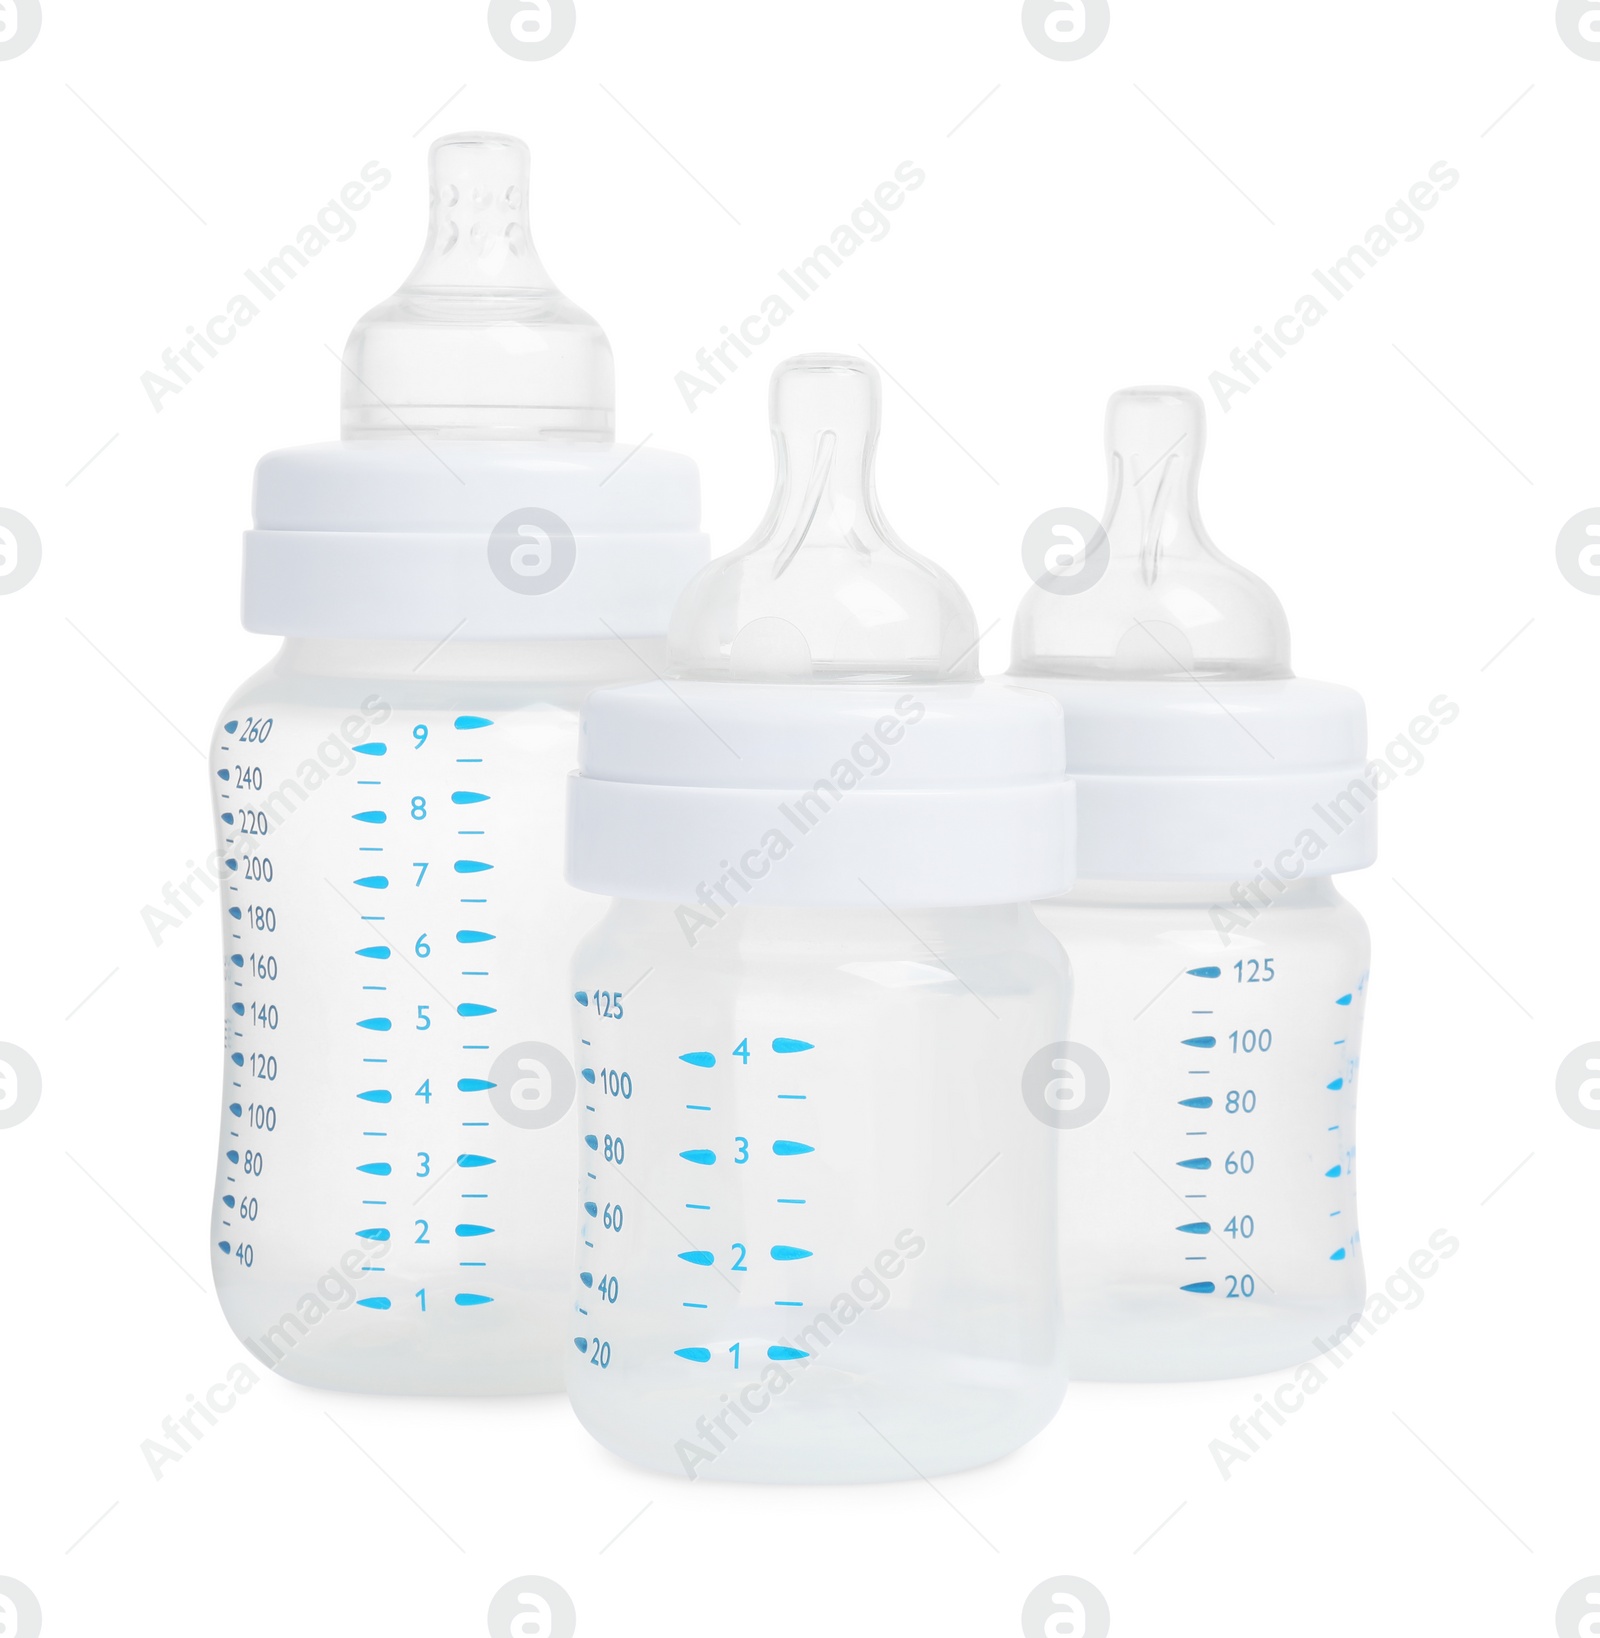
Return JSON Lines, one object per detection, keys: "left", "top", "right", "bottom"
{"left": 1012, "top": 387, "right": 1290, "bottom": 679}
{"left": 669, "top": 354, "right": 980, "bottom": 681}
{"left": 340, "top": 132, "right": 614, "bottom": 441}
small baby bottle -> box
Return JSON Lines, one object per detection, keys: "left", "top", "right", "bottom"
{"left": 564, "top": 355, "right": 1075, "bottom": 1481}
{"left": 1011, "top": 387, "right": 1375, "bottom": 1381}
{"left": 209, "top": 133, "right": 707, "bottom": 1394}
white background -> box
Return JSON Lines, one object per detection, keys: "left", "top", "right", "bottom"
{"left": 1, "top": 2, "right": 1596, "bottom": 1634}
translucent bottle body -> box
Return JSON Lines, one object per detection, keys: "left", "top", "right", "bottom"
{"left": 565, "top": 901, "right": 1070, "bottom": 1482}
{"left": 1038, "top": 878, "right": 1369, "bottom": 1381}
{"left": 210, "top": 638, "right": 655, "bottom": 1394}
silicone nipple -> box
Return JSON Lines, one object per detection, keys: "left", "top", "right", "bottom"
{"left": 1012, "top": 387, "right": 1290, "bottom": 679}
{"left": 340, "top": 132, "right": 614, "bottom": 441}
{"left": 669, "top": 354, "right": 980, "bottom": 681}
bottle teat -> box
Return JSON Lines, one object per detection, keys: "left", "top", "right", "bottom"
{"left": 1012, "top": 387, "right": 1290, "bottom": 679}
{"left": 340, "top": 132, "right": 614, "bottom": 441}
{"left": 669, "top": 354, "right": 980, "bottom": 681}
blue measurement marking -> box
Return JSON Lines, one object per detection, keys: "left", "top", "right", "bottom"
{"left": 452, "top": 791, "right": 490, "bottom": 804}
{"left": 461, "top": 1262, "right": 487, "bottom": 1268}
{"left": 777, "top": 1094, "right": 806, "bottom": 1101}
{"left": 455, "top": 859, "right": 492, "bottom": 875}
{"left": 1177, "top": 1157, "right": 1212, "bottom": 1170}
{"left": 583, "top": 1202, "right": 598, "bottom": 1218}
{"left": 358, "top": 1162, "right": 392, "bottom": 1176}
{"left": 456, "top": 1224, "right": 492, "bottom": 1237}
{"left": 773, "top": 1037, "right": 814, "bottom": 1054}
{"left": 773, "top": 1141, "right": 814, "bottom": 1156}
{"left": 357, "top": 1297, "right": 391, "bottom": 1310}
{"left": 458, "top": 930, "right": 495, "bottom": 943}
{"left": 354, "top": 875, "right": 389, "bottom": 890}
{"left": 574, "top": 991, "right": 589, "bottom": 1005}
{"left": 1336, "top": 993, "right": 1353, "bottom": 1006}
{"left": 1182, "top": 1281, "right": 1217, "bottom": 1295}
{"left": 353, "top": 810, "right": 386, "bottom": 824}
{"left": 776, "top": 1198, "right": 806, "bottom": 1205}
{"left": 458, "top": 1077, "right": 493, "bottom": 1091}
{"left": 1183, "top": 1036, "right": 1217, "bottom": 1049}
{"left": 775, "top": 1300, "right": 803, "bottom": 1308}
{"left": 1330, "top": 1247, "right": 1348, "bottom": 1261}
{"left": 457, "top": 1003, "right": 495, "bottom": 1018}
{"left": 458, "top": 1154, "right": 494, "bottom": 1167}
{"left": 675, "top": 1347, "right": 712, "bottom": 1363}
{"left": 679, "top": 1250, "right": 714, "bottom": 1266}
{"left": 768, "top": 1346, "right": 808, "bottom": 1361}
{"left": 771, "top": 1245, "right": 812, "bottom": 1261}
{"left": 1188, "top": 966, "right": 1222, "bottom": 978}
{"left": 356, "top": 945, "right": 390, "bottom": 959}
{"left": 681, "top": 1149, "right": 716, "bottom": 1166}
{"left": 685, "top": 1203, "right": 710, "bottom": 1211}
{"left": 1177, "top": 1221, "right": 1211, "bottom": 1235}
{"left": 455, "top": 1294, "right": 493, "bottom": 1307}
{"left": 1327, "top": 1077, "right": 1345, "bottom": 1090}
{"left": 580, "top": 1068, "right": 596, "bottom": 1084}
{"left": 680, "top": 1051, "right": 715, "bottom": 1068}
{"left": 454, "top": 716, "right": 493, "bottom": 730}
{"left": 357, "top": 1228, "right": 390, "bottom": 1241}
{"left": 1179, "top": 1096, "right": 1213, "bottom": 1109}
{"left": 686, "top": 1103, "right": 711, "bottom": 1112}
{"left": 357, "top": 1017, "right": 392, "bottom": 1032}
{"left": 683, "top": 1301, "right": 708, "bottom": 1309}
{"left": 353, "top": 743, "right": 387, "bottom": 757}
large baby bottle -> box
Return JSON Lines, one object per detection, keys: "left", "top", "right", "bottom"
{"left": 1012, "top": 387, "right": 1376, "bottom": 1382}
{"left": 209, "top": 133, "right": 707, "bottom": 1394}
{"left": 563, "top": 355, "right": 1074, "bottom": 1481}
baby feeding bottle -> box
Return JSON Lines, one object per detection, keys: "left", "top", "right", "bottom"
{"left": 563, "top": 354, "right": 1074, "bottom": 1480}
{"left": 1012, "top": 386, "right": 1375, "bottom": 1382}
{"left": 208, "top": 133, "right": 707, "bottom": 1393}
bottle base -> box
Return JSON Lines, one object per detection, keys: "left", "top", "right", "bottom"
{"left": 569, "top": 1354, "right": 1067, "bottom": 1483}
{"left": 1063, "top": 1289, "right": 1367, "bottom": 1382}
{"left": 217, "top": 1285, "right": 564, "bottom": 1397}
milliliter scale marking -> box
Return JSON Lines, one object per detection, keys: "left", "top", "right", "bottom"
{"left": 213, "top": 712, "right": 514, "bottom": 1316}
{"left": 1164, "top": 959, "right": 1359, "bottom": 1300}
{"left": 575, "top": 1013, "right": 821, "bottom": 1375}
